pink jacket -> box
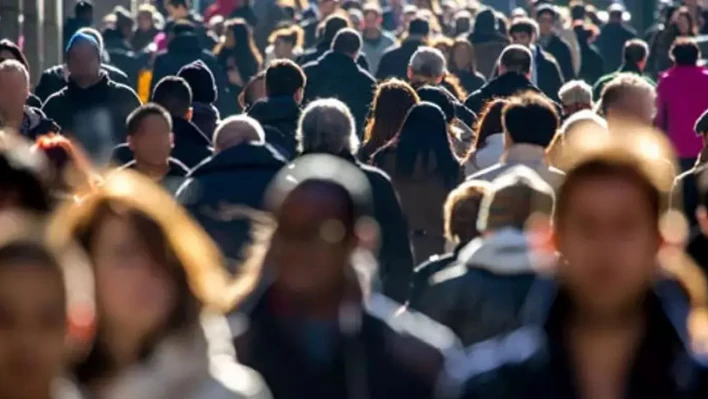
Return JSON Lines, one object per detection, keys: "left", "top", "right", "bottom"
{"left": 656, "top": 66, "right": 708, "bottom": 158}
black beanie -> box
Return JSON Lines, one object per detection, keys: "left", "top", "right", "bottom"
{"left": 177, "top": 60, "right": 217, "bottom": 104}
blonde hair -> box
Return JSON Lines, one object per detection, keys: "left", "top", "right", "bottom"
{"left": 444, "top": 180, "right": 490, "bottom": 243}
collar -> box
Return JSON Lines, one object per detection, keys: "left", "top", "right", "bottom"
{"left": 503, "top": 144, "right": 547, "bottom": 165}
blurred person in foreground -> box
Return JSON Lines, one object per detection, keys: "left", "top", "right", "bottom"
{"left": 48, "top": 170, "right": 272, "bottom": 399}
{"left": 414, "top": 166, "right": 554, "bottom": 345}
{"left": 599, "top": 73, "right": 656, "bottom": 129}
{"left": 672, "top": 110, "right": 708, "bottom": 227}
{"left": 232, "top": 153, "right": 458, "bottom": 399}
{"left": 177, "top": 115, "right": 286, "bottom": 273}
{"left": 0, "top": 39, "right": 43, "bottom": 108}
{"left": 593, "top": 39, "right": 654, "bottom": 101}
{"left": 468, "top": 92, "right": 565, "bottom": 190}
{"left": 297, "top": 98, "right": 413, "bottom": 302}
{"left": 558, "top": 80, "right": 593, "bottom": 118}
{"left": 456, "top": 127, "right": 708, "bottom": 399}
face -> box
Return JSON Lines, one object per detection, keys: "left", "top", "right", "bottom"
{"left": 537, "top": 12, "right": 555, "bottom": 35}
{"left": 270, "top": 186, "right": 356, "bottom": 298}
{"left": 364, "top": 11, "right": 381, "bottom": 30}
{"left": 137, "top": 13, "right": 152, "bottom": 31}
{"left": 0, "top": 263, "right": 65, "bottom": 398}
{"left": 128, "top": 114, "right": 173, "bottom": 167}
{"left": 66, "top": 42, "right": 100, "bottom": 81}
{"left": 452, "top": 45, "right": 471, "bottom": 69}
{"left": 555, "top": 176, "right": 660, "bottom": 315}
{"left": 318, "top": 0, "right": 336, "bottom": 17}
{"left": 0, "top": 70, "right": 28, "bottom": 122}
{"left": 677, "top": 14, "right": 691, "bottom": 35}
{"left": 511, "top": 32, "right": 533, "bottom": 47}
{"left": 273, "top": 38, "right": 294, "bottom": 58}
{"left": 91, "top": 215, "right": 176, "bottom": 340}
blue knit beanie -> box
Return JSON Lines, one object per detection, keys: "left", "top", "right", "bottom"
{"left": 65, "top": 31, "right": 100, "bottom": 56}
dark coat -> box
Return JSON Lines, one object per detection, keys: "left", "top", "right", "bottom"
{"left": 176, "top": 144, "right": 285, "bottom": 271}
{"left": 164, "top": 12, "right": 214, "bottom": 50}
{"left": 18, "top": 106, "right": 61, "bottom": 140}
{"left": 26, "top": 93, "right": 43, "bottom": 109}
{"left": 191, "top": 102, "right": 220, "bottom": 141}
{"left": 452, "top": 70, "right": 487, "bottom": 95}
{"left": 63, "top": 17, "right": 92, "bottom": 49}
{"left": 455, "top": 279, "right": 708, "bottom": 399}
{"left": 408, "top": 247, "right": 460, "bottom": 308}
{"left": 303, "top": 51, "right": 376, "bottom": 137}
{"left": 541, "top": 33, "right": 575, "bottom": 82}
{"left": 596, "top": 22, "right": 637, "bottom": 74}
{"left": 117, "top": 158, "right": 189, "bottom": 194}
{"left": 298, "top": 44, "right": 371, "bottom": 72}
{"left": 464, "top": 72, "right": 544, "bottom": 115}
{"left": 375, "top": 39, "right": 425, "bottom": 80}
{"left": 42, "top": 73, "right": 141, "bottom": 159}
{"left": 574, "top": 26, "right": 605, "bottom": 86}
{"left": 34, "top": 63, "right": 130, "bottom": 102}
{"left": 672, "top": 161, "right": 706, "bottom": 227}
{"left": 534, "top": 46, "right": 565, "bottom": 103}
{"left": 233, "top": 288, "right": 458, "bottom": 399}
{"left": 131, "top": 28, "right": 159, "bottom": 51}
{"left": 247, "top": 97, "right": 300, "bottom": 160}
{"left": 467, "top": 31, "right": 509, "bottom": 80}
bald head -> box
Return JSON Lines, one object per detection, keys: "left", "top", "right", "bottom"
{"left": 213, "top": 115, "right": 265, "bottom": 152}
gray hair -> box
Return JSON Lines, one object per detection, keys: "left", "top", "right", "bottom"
{"left": 213, "top": 115, "right": 265, "bottom": 152}
{"left": 0, "top": 59, "right": 29, "bottom": 86}
{"left": 297, "top": 98, "right": 360, "bottom": 155}
{"left": 558, "top": 80, "right": 593, "bottom": 107}
{"left": 409, "top": 46, "right": 447, "bottom": 78}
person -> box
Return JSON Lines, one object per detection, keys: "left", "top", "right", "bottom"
{"left": 297, "top": 98, "right": 414, "bottom": 302}
{"left": 131, "top": 4, "right": 161, "bottom": 51}
{"left": 408, "top": 179, "right": 489, "bottom": 307}
{"left": 264, "top": 26, "right": 304, "bottom": 65}
{"left": 656, "top": 38, "right": 708, "bottom": 172}
{"left": 247, "top": 59, "right": 305, "bottom": 160}
{"left": 600, "top": 73, "right": 656, "bottom": 128}
{"left": 35, "top": 27, "right": 131, "bottom": 103}
{"left": 48, "top": 169, "right": 272, "bottom": 399}
{"left": 0, "top": 137, "right": 53, "bottom": 214}
{"left": 238, "top": 71, "right": 267, "bottom": 111}
{"left": 177, "top": 60, "right": 221, "bottom": 140}
{"left": 536, "top": 4, "right": 575, "bottom": 82}
{"left": 297, "top": 14, "right": 371, "bottom": 71}
{"left": 32, "top": 133, "right": 97, "bottom": 202}
{"left": 449, "top": 38, "right": 486, "bottom": 95}
{"left": 463, "top": 99, "right": 508, "bottom": 177}
{"left": 0, "top": 60, "right": 59, "bottom": 140}
{"left": 558, "top": 80, "right": 593, "bottom": 117}
{"left": 361, "top": 3, "right": 396, "bottom": 77}
{"left": 573, "top": 22, "right": 605, "bottom": 86}
{"left": 593, "top": 39, "right": 655, "bottom": 101}
{"left": 373, "top": 102, "right": 462, "bottom": 264}
{"left": 506, "top": 17, "right": 564, "bottom": 103}
{"left": 650, "top": 6, "right": 697, "bottom": 77}
{"left": 468, "top": 92, "right": 564, "bottom": 190}
{"left": 63, "top": 0, "right": 94, "bottom": 49}
{"left": 102, "top": 24, "right": 141, "bottom": 90}
{"left": 231, "top": 153, "right": 457, "bottom": 399}
{"left": 303, "top": 28, "right": 376, "bottom": 137}
{"left": 414, "top": 166, "right": 555, "bottom": 345}
{"left": 117, "top": 103, "right": 188, "bottom": 194}
{"left": 596, "top": 3, "right": 637, "bottom": 74}
{"left": 686, "top": 161, "right": 708, "bottom": 271}
{"left": 0, "top": 40, "right": 43, "bottom": 108}
{"left": 457, "top": 129, "right": 708, "bottom": 399}
{"left": 376, "top": 17, "right": 430, "bottom": 80}
{"left": 672, "top": 109, "right": 708, "bottom": 227}
{"left": 467, "top": 8, "right": 509, "bottom": 80}
{"left": 164, "top": 0, "right": 212, "bottom": 49}
{"left": 214, "top": 18, "right": 262, "bottom": 104}
{"left": 300, "top": 0, "right": 341, "bottom": 48}
{"left": 358, "top": 79, "right": 419, "bottom": 164}
{"left": 42, "top": 32, "right": 141, "bottom": 163}
{"left": 177, "top": 115, "right": 286, "bottom": 272}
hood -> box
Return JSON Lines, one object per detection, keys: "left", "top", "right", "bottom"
{"left": 172, "top": 117, "right": 212, "bottom": 146}
{"left": 479, "top": 72, "right": 541, "bottom": 99}
{"left": 189, "top": 143, "right": 286, "bottom": 177}
{"left": 247, "top": 97, "right": 300, "bottom": 125}
{"left": 191, "top": 102, "right": 220, "bottom": 133}
{"left": 168, "top": 34, "right": 203, "bottom": 55}
{"left": 458, "top": 228, "right": 555, "bottom": 275}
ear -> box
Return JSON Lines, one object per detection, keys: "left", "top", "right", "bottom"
{"left": 294, "top": 87, "right": 304, "bottom": 104}
{"left": 186, "top": 107, "right": 193, "bottom": 122}
{"left": 697, "top": 205, "right": 708, "bottom": 237}
{"left": 169, "top": 132, "right": 175, "bottom": 149}
{"left": 127, "top": 135, "right": 136, "bottom": 152}
{"left": 435, "top": 75, "right": 444, "bottom": 84}
{"left": 406, "top": 66, "right": 413, "bottom": 81}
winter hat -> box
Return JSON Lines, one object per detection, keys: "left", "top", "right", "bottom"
{"left": 65, "top": 31, "right": 100, "bottom": 57}
{"left": 477, "top": 165, "right": 555, "bottom": 233}
{"left": 178, "top": 60, "right": 218, "bottom": 104}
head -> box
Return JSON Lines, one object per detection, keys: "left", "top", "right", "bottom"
{"left": 363, "top": 3, "right": 383, "bottom": 31}
{"left": 695, "top": 109, "right": 708, "bottom": 151}
{"left": 165, "top": 0, "right": 191, "bottom": 19}
{"left": 238, "top": 71, "right": 266, "bottom": 111}
{"left": 407, "top": 17, "right": 431, "bottom": 40}
{"left": 151, "top": 76, "right": 193, "bottom": 120}
{"left": 319, "top": 14, "right": 350, "bottom": 45}
{"left": 65, "top": 32, "right": 102, "bottom": 83}
{"left": 503, "top": 92, "right": 559, "bottom": 149}
{"left": 126, "top": 104, "right": 174, "bottom": 169}
{"left": 213, "top": 115, "right": 265, "bottom": 153}
{"left": 363, "top": 79, "right": 420, "bottom": 150}
{"left": 671, "top": 37, "right": 701, "bottom": 67}
{"left": 0, "top": 138, "right": 52, "bottom": 214}
{"left": 559, "top": 80, "right": 593, "bottom": 116}
{"left": 450, "top": 38, "right": 477, "bottom": 73}
{"left": 269, "top": 27, "right": 303, "bottom": 59}
{"left": 570, "top": 2, "right": 586, "bottom": 21}
{"left": 75, "top": 0, "right": 93, "bottom": 21}
{"left": 468, "top": 99, "right": 507, "bottom": 156}
{"left": 177, "top": 60, "right": 217, "bottom": 105}
{"left": 0, "top": 60, "right": 29, "bottom": 122}
{"left": 600, "top": 73, "right": 656, "bottom": 126}
{"left": 622, "top": 39, "right": 649, "bottom": 71}
{"left": 509, "top": 17, "right": 539, "bottom": 48}
{"left": 673, "top": 7, "right": 696, "bottom": 36}
{"left": 0, "top": 40, "right": 29, "bottom": 71}
{"left": 136, "top": 4, "right": 156, "bottom": 32}
{"left": 265, "top": 59, "right": 306, "bottom": 104}
{"left": 407, "top": 46, "right": 447, "bottom": 85}
{"left": 432, "top": 37, "right": 453, "bottom": 62}
{"left": 535, "top": 4, "right": 558, "bottom": 36}
{"left": 113, "top": 6, "right": 134, "bottom": 40}
{"left": 331, "top": 28, "right": 362, "bottom": 59}
{"left": 318, "top": 0, "right": 339, "bottom": 18}
{"left": 298, "top": 98, "right": 359, "bottom": 156}
{"left": 32, "top": 134, "right": 95, "bottom": 196}
{"left": 444, "top": 180, "right": 490, "bottom": 245}
{"left": 472, "top": 8, "right": 499, "bottom": 36}
{"left": 608, "top": 3, "right": 625, "bottom": 24}
{"left": 223, "top": 18, "right": 262, "bottom": 62}
{"left": 453, "top": 10, "right": 472, "bottom": 36}
{"left": 498, "top": 44, "right": 532, "bottom": 78}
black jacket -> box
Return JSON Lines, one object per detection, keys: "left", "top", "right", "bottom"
{"left": 540, "top": 33, "right": 575, "bottom": 82}
{"left": 234, "top": 288, "right": 458, "bottom": 399}
{"left": 455, "top": 279, "right": 708, "bottom": 399}
{"left": 298, "top": 43, "right": 371, "bottom": 72}
{"left": 464, "top": 72, "right": 544, "bottom": 115}
{"left": 534, "top": 45, "right": 565, "bottom": 103}
{"left": 597, "top": 22, "right": 637, "bottom": 74}
{"left": 117, "top": 158, "right": 189, "bottom": 194}
{"left": 247, "top": 96, "right": 301, "bottom": 160}
{"left": 376, "top": 39, "right": 425, "bottom": 80}
{"left": 408, "top": 247, "right": 460, "bottom": 308}
{"left": 574, "top": 26, "right": 605, "bottom": 86}
{"left": 688, "top": 228, "right": 708, "bottom": 277}
{"left": 303, "top": 51, "right": 376, "bottom": 137}
{"left": 176, "top": 143, "right": 285, "bottom": 271}
{"left": 34, "top": 63, "right": 130, "bottom": 102}
{"left": 191, "top": 102, "right": 220, "bottom": 141}
{"left": 18, "top": 106, "right": 61, "bottom": 140}
{"left": 42, "top": 73, "right": 141, "bottom": 160}
{"left": 451, "top": 70, "right": 487, "bottom": 95}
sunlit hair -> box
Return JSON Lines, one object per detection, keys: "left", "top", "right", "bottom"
{"left": 0, "top": 39, "right": 30, "bottom": 71}
{"left": 268, "top": 25, "right": 304, "bottom": 49}
{"left": 672, "top": 6, "right": 697, "bottom": 36}
{"left": 298, "top": 98, "right": 359, "bottom": 155}
{"left": 238, "top": 70, "right": 266, "bottom": 110}
{"left": 444, "top": 180, "right": 490, "bottom": 244}
{"left": 215, "top": 17, "right": 263, "bottom": 67}
{"left": 32, "top": 133, "right": 98, "bottom": 197}
{"left": 0, "top": 59, "right": 29, "bottom": 86}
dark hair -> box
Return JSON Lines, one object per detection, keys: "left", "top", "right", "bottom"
{"left": 216, "top": 18, "right": 263, "bottom": 77}
{"left": 0, "top": 40, "right": 29, "bottom": 71}
{"left": 167, "top": 0, "right": 191, "bottom": 8}
{"left": 152, "top": 76, "right": 193, "bottom": 117}
{"left": 536, "top": 4, "right": 558, "bottom": 21}
{"left": 320, "top": 15, "right": 351, "bottom": 44}
{"left": 623, "top": 39, "right": 649, "bottom": 65}
{"left": 671, "top": 37, "right": 700, "bottom": 66}
{"left": 126, "top": 103, "right": 173, "bottom": 136}
{"left": 0, "top": 140, "right": 51, "bottom": 213}
{"left": 238, "top": 70, "right": 266, "bottom": 110}
{"left": 509, "top": 17, "right": 539, "bottom": 38}
{"left": 472, "top": 8, "right": 498, "bottom": 38}
{"left": 502, "top": 93, "right": 559, "bottom": 148}
{"left": 570, "top": 2, "right": 586, "bottom": 20}
{"left": 499, "top": 44, "right": 532, "bottom": 74}
{"left": 265, "top": 59, "right": 306, "bottom": 97}
{"left": 332, "top": 28, "right": 362, "bottom": 54}
{"left": 673, "top": 6, "right": 697, "bottom": 36}
{"left": 0, "top": 241, "right": 62, "bottom": 278}
{"left": 75, "top": 0, "right": 93, "bottom": 17}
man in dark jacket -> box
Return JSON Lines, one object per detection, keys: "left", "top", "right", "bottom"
{"left": 297, "top": 14, "right": 370, "bottom": 72}
{"left": 177, "top": 115, "right": 285, "bottom": 271}
{"left": 376, "top": 17, "right": 430, "bottom": 80}
{"left": 247, "top": 59, "right": 304, "bottom": 160}
{"left": 596, "top": 3, "right": 637, "bottom": 74}
{"left": 102, "top": 28, "right": 141, "bottom": 90}
{"left": 233, "top": 153, "right": 457, "bottom": 399}
{"left": 593, "top": 39, "right": 655, "bottom": 101}
{"left": 177, "top": 60, "right": 221, "bottom": 140}
{"left": 536, "top": 5, "right": 575, "bottom": 82}
{"left": 414, "top": 166, "right": 554, "bottom": 346}
{"left": 42, "top": 32, "right": 141, "bottom": 163}
{"left": 63, "top": 1, "right": 93, "bottom": 50}
{"left": 303, "top": 29, "right": 376, "bottom": 138}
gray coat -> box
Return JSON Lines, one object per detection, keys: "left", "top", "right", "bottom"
{"left": 467, "top": 144, "right": 565, "bottom": 190}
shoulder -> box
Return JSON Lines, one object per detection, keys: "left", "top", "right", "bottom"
{"left": 359, "top": 162, "right": 393, "bottom": 183}
{"left": 201, "top": 359, "right": 272, "bottom": 399}
{"left": 467, "top": 163, "right": 504, "bottom": 182}
{"left": 428, "top": 262, "right": 468, "bottom": 285}
{"left": 108, "top": 81, "right": 140, "bottom": 98}
{"left": 43, "top": 88, "right": 69, "bottom": 106}
{"left": 41, "top": 64, "right": 63, "bottom": 77}
{"left": 102, "top": 63, "right": 128, "bottom": 78}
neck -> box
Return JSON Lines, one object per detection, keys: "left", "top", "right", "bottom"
{"left": 568, "top": 297, "right": 647, "bottom": 331}
{"left": 363, "top": 27, "right": 381, "bottom": 39}
{"left": 73, "top": 73, "right": 101, "bottom": 89}
{"left": 134, "top": 159, "right": 170, "bottom": 181}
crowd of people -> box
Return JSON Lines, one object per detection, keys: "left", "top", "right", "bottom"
{"left": 3, "top": 0, "right": 708, "bottom": 398}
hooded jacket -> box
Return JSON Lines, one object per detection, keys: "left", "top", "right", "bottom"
{"left": 247, "top": 97, "right": 301, "bottom": 160}
{"left": 467, "top": 144, "right": 565, "bottom": 190}
{"left": 34, "top": 63, "right": 131, "bottom": 102}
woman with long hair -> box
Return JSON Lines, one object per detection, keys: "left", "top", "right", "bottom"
{"left": 48, "top": 170, "right": 270, "bottom": 399}
{"left": 373, "top": 102, "right": 462, "bottom": 263}
{"left": 359, "top": 79, "right": 419, "bottom": 163}
{"left": 449, "top": 38, "right": 486, "bottom": 94}
{"left": 215, "top": 18, "right": 263, "bottom": 99}
{"left": 463, "top": 99, "right": 507, "bottom": 176}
